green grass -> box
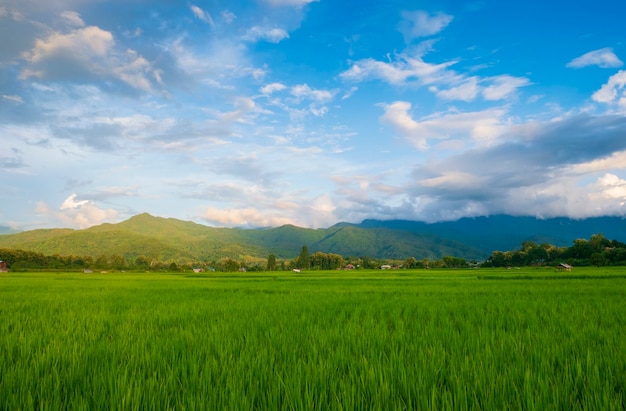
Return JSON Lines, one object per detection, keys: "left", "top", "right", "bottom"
{"left": 1, "top": 268, "right": 625, "bottom": 410}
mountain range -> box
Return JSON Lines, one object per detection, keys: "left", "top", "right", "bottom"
{"left": 1, "top": 213, "right": 625, "bottom": 262}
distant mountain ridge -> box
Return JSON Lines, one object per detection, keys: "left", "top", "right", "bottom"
{"left": 1, "top": 213, "right": 625, "bottom": 262}
{"left": 352, "top": 215, "right": 626, "bottom": 254}
{"left": 0, "top": 226, "right": 19, "bottom": 235}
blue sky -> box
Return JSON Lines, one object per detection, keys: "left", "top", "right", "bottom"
{"left": 2, "top": 0, "right": 626, "bottom": 230}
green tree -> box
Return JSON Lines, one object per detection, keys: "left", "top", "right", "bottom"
{"left": 403, "top": 257, "right": 417, "bottom": 269}
{"left": 590, "top": 233, "right": 610, "bottom": 250}
{"left": 590, "top": 252, "right": 606, "bottom": 267}
{"left": 267, "top": 254, "right": 277, "bottom": 271}
{"left": 295, "top": 245, "right": 310, "bottom": 269}
{"left": 95, "top": 255, "right": 109, "bottom": 269}
{"left": 223, "top": 258, "right": 240, "bottom": 272}
{"left": 135, "top": 255, "right": 150, "bottom": 268}
{"left": 443, "top": 256, "right": 467, "bottom": 268}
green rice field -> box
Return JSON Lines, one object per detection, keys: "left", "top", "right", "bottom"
{"left": 1, "top": 268, "right": 625, "bottom": 410}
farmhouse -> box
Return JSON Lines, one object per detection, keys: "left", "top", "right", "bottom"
{"left": 0, "top": 261, "right": 7, "bottom": 272}
{"left": 557, "top": 263, "right": 573, "bottom": 271}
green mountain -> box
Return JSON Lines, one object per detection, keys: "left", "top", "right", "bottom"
{"left": 2, "top": 213, "right": 625, "bottom": 262}
{"left": 0, "top": 213, "right": 482, "bottom": 261}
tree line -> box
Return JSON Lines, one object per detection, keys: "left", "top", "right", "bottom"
{"left": 482, "top": 233, "right": 626, "bottom": 268}
{"left": 2, "top": 233, "right": 626, "bottom": 272}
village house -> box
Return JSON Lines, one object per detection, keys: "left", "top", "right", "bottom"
{"left": 0, "top": 261, "right": 7, "bottom": 272}
{"left": 557, "top": 263, "right": 573, "bottom": 271}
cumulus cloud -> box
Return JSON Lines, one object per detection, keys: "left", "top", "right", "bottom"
{"left": 379, "top": 102, "right": 510, "bottom": 149}
{"left": 260, "top": 82, "right": 287, "bottom": 94}
{"left": 23, "top": 25, "right": 113, "bottom": 65}
{"left": 38, "top": 194, "right": 118, "bottom": 229}
{"left": 200, "top": 192, "right": 337, "bottom": 228}
{"left": 592, "top": 70, "right": 626, "bottom": 109}
{"left": 20, "top": 23, "right": 162, "bottom": 93}
{"left": 399, "top": 10, "right": 453, "bottom": 41}
{"left": 567, "top": 47, "right": 623, "bottom": 69}
{"left": 291, "top": 84, "right": 334, "bottom": 102}
{"left": 590, "top": 173, "right": 626, "bottom": 202}
{"left": 243, "top": 26, "right": 289, "bottom": 43}
{"left": 201, "top": 206, "right": 297, "bottom": 227}
{"left": 406, "top": 114, "right": 626, "bottom": 221}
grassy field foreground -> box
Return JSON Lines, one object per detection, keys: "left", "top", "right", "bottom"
{"left": 1, "top": 268, "right": 625, "bottom": 410}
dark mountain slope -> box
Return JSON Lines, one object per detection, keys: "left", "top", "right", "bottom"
{"left": 353, "top": 215, "right": 626, "bottom": 255}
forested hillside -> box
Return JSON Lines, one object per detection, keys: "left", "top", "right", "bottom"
{"left": 0, "top": 213, "right": 483, "bottom": 262}
{"left": 1, "top": 213, "right": 626, "bottom": 267}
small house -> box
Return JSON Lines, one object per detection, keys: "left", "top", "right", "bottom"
{"left": 0, "top": 261, "right": 7, "bottom": 272}
{"left": 557, "top": 263, "right": 572, "bottom": 271}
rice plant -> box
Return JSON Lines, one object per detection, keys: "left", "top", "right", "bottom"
{"left": 1, "top": 269, "right": 625, "bottom": 410}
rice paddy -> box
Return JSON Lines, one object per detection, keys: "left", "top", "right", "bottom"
{"left": 1, "top": 268, "right": 625, "bottom": 410}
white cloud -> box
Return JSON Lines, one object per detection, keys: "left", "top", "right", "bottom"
{"left": 262, "top": 0, "right": 318, "bottom": 7}
{"left": 430, "top": 77, "right": 479, "bottom": 101}
{"left": 342, "top": 86, "right": 358, "bottom": 99}
{"left": 569, "top": 150, "right": 626, "bottom": 174}
{"left": 260, "top": 82, "right": 287, "bottom": 94}
{"left": 2, "top": 94, "right": 23, "bottom": 104}
{"left": 243, "top": 26, "right": 289, "bottom": 43}
{"left": 60, "top": 11, "right": 85, "bottom": 27}
{"left": 20, "top": 25, "right": 161, "bottom": 93}
{"left": 24, "top": 25, "right": 113, "bottom": 63}
{"left": 567, "top": 47, "right": 623, "bottom": 69}
{"left": 481, "top": 75, "right": 530, "bottom": 100}
{"left": 380, "top": 102, "right": 510, "bottom": 149}
{"left": 291, "top": 84, "right": 334, "bottom": 102}
{"left": 399, "top": 10, "right": 453, "bottom": 41}
{"left": 216, "top": 97, "right": 268, "bottom": 124}
{"left": 38, "top": 194, "right": 118, "bottom": 229}
{"left": 592, "top": 70, "right": 626, "bottom": 109}
{"left": 201, "top": 206, "right": 296, "bottom": 227}
{"left": 419, "top": 171, "right": 487, "bottom": 190}
{"left": 61, "top": 193, "right": 89, "bottom": 209}
{"left": 341, "top": 52, "right": 529, "bottom": 102}
{"left": 591, "top": 173, "right": 626, "bottom": 201}
{"left": 502, "top": 173, "right": 626, "bottom": 219}
{"left": 404, "top": 113, "right": 626, "bottom": 221}
{"left": 341, "top": 54, "right": 457, "bottom": 86}
{"left": 190, "top": 5, "right": 215, "bottom": 26}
